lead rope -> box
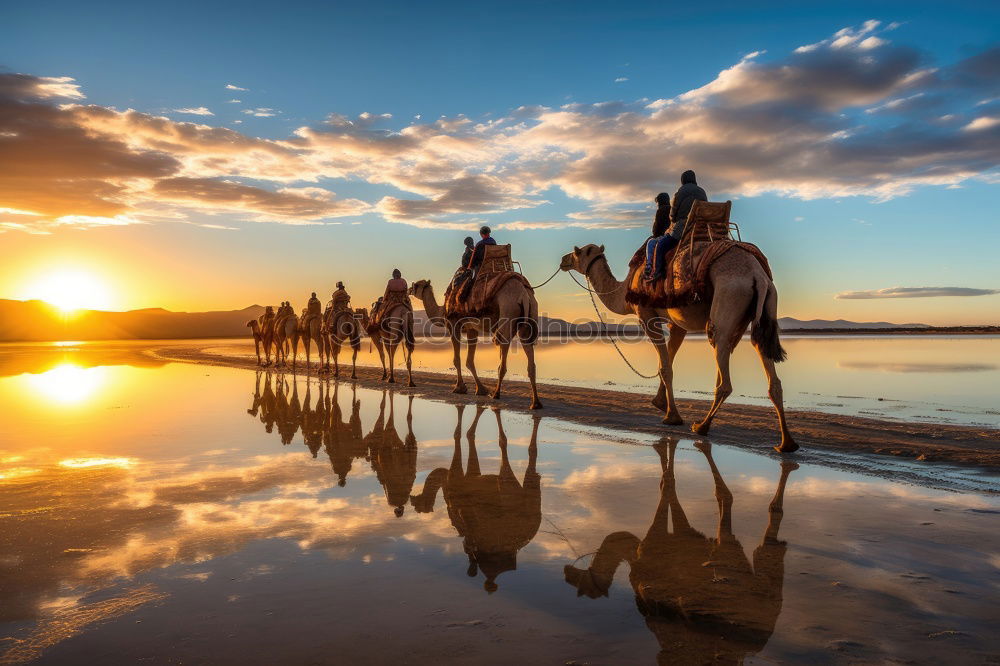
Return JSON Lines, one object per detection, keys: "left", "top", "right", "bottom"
{"left": 527, "top": 266, "right": 562, "bottom": 290}
{"left": 579, "top": 271, "right": 661, "bottom": 380}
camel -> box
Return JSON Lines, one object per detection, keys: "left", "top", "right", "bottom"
{"left": 297, "top": 309, "right": 326, "bottom": 372}
{"left": 271, "top": 306, "right": 300, "bottom": 368}
{"left": 564, "top": 438, "right": 796, "bottom": 664}
{"left": 363, "top": 391, "right": 417, "bottom": 517}
{"left": 367, "top": 300, "right": 416, "bottom": 386}
{"left": 322, "top": 306, "right": 363, "bottom": 379}
{"left": 560, "top": 243, "right": 797, "bottom": 452}
{"left": 246, "top": 307, "right": 276, "bottom": 366}
{"left": 410, "top": 404, "right": 542, "bottom": 593}
{"left": 410, "top": 278, "right": 542, "bottom": 409}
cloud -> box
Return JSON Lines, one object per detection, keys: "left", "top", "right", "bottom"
{"left": 2, "top": 23, "right": 1000, "bottom": 232}
{"left": 173, "top": 106, "right": 214, "bottom": 116}
{"left": 151, "top": 177, "right": 369, "bottom": 222}
{"left": 225, "top": 84, "right": 248, "bottom": 91}
{"left": 614, "top": 77, "right": 628, "bottom": 83}
{"left": 836, "top": 286, "right": 1000, "bottom": 299}
{"left": 226, "top": 99, "right": 241, "bottom": 104}
{"left": 242, "top": 107, "right": 277, "bottom": 117}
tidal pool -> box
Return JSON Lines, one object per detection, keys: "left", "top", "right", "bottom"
{"left": 0, "top": 351, "right": 998, "bottom": 664}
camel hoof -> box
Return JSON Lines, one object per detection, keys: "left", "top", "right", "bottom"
{"left": 651, "top": 395, "right": 668, "bottom": 412}
{"left": 351, "top": 372, "right": 357, "bottom": 380}
{"left": 490, "top": 391, "right": 501, "bottom": 400}
{"left": 387, "top": 378, "right": 396, "bottom": 384}
{"left": 693, "top": 440, "right": 711, "bottom": 454}
{"left": 453, "top": 385, "right": 468, "bottom": 395}
{"left": 781, "top": 461, "right": 800, "bottom": 472}
{"left": 774, "top": 439, "right": 800, "bottom": 454}
{"left": 662, "top": 413, "right": 684, "bottom": 426}
{"left": 692, "top": 422, "right": 711, "bottom": 436}
{"left": 475, "top": 386, "right": 489, "bottom": 396}
{"left": 529, "top": 400, "right": 543, "bottom": 410}
{"left": 407, "top": 381, "right": 416, "bottom": 388}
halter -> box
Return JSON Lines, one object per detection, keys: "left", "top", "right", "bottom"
{"left": 581, "top": 250, "right": 607, "bottom": 276}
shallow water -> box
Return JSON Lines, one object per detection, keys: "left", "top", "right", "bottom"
{"left": 0, "top": 351, "right": 998, "bottom": 664}
{"left": 192, "top": 335, "right": 1000, "bottom": 428}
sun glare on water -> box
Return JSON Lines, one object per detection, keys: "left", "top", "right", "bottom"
{"left": 26, "top": 363, "right": 108, "bottom": 405}
{"left": 20, "top": 269, "right": 117, "bottom": 314}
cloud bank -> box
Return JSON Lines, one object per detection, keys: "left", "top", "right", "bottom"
{"left": 1, "top": 21, "right": 998, "bottom": 232}
{"left": 836, "top": 286, "right": 1000, "bottom": 299}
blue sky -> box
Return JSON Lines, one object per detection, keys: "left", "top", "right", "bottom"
{"left": 1, "top": 1, "right": 999, "bottom": 323}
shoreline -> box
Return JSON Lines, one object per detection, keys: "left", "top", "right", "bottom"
{"left": 146, "top": 342, "right": 1000, "bottom": 477}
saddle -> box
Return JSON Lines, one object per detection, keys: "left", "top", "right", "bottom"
{"left": 625, "top": 201, "right": 772, "bottom": 309}
{"left": 443, "top": 245, "right": 532, "bottom": 317}
{"left": 368, "top": 291, "right": 412, "bottom": 332}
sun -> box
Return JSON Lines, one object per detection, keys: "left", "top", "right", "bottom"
{"left": 20, "top": 269, "right": 117, "bottom": 313}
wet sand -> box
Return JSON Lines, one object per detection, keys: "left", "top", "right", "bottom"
{"left": 147, "top": 341, "right": 1000, "bottom": 474}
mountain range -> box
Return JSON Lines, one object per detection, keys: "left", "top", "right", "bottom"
{"left": 0, "top": 299, "right": 937, "bottom": 342}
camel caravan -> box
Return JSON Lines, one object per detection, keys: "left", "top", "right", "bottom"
{"left": 247, "top": 170, "right": 798, "bottom": 452}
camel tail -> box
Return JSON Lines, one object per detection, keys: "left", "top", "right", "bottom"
{"left": 750, "top": 276, "right": 787, "bottom": 363}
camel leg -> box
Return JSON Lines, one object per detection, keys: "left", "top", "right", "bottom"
{"left": 451, "top": 404, "right": 465, "bottom": 474}
{"left": 386, "top": 341, "right": 397, "bottom": 383}
{"left": 523, "top": 342, "right": 542, "bottom": 409}
{"left": 465, "top": 332, "right": 488, "bottom": 396}
{"left": 466, "top": 406, "right": 485, "bottom": 477}
{"left": 350, "top": 331, "right": 360, "bottom": 380}
{"left": 373, "top": 335, "right": 387, "bottom": 380}
{"left": 765, "top": 460, "right": 798, "bottom": 541}
{"left": 404, "top": 336, "right": 415, "bottom": 388}
{"left": 758, "top": 354, "right": 799, "bottom": 453}
{"left": 331, "top": 341, "right": 341, "bottom": 377}
{"left": 641, "top": 312, "right": 682, "bottom": 424}
{"left": 253, "top": 336, "right": 261, "bottom": 366}
{"left": 693, "top": 336, "right": 734, "bottom": 436}
{"left": 695, "top": 441, "right": 735, "bottom": 540}
{"left": 451, "top": 330, "right": 468, "bottom": 394}
{"left": 303, "top": 335, "right": 311, "bottom": 373}
{"left": 664, "top": 325, "right": 686, "bottom": 422}
{"left": 491, "top": 341, "right": 510, "bottom": 400}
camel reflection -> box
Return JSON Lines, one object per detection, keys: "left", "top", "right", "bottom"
{"left": 564, "top": 439, "right": 796, "bottom": 664}
{"left": 321, "top": 382, "right": 365, "bottom": 487}
{"left": 411, "top": 405, "right": 542, "bottom": 593}
{"left": 364, "top": 391, "right": 418, "bottom": 517}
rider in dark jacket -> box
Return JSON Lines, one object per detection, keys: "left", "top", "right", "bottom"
{"left": 669, "top": 170, "right": 708, "bottom": 240}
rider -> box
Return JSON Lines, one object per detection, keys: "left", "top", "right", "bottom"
{"left": 373, "top": 269, "right": 409, "bottom": 321}
{"left": 468, "top": 226, "right": 497, "bottom": 272}
{"left": 644, "top": 192, "right": 672, "bottom": 280}
{"left": 307, "top": 292, "right": 321, "bottom": 315}
{"left": 330, "top": 281, "right": 351, "bottom": 312}
{"left": 647, "top": 170, "right": 709, "bottom": 281}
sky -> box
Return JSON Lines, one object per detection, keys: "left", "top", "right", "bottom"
{"left": 1, "top": 0, "right": 998, "bottom": 324}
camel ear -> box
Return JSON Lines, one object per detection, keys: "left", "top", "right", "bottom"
{"left": 599, "top": 244, "right": 605, "bottom": 254}
{"left": 573, "top": 246, "right": 581, "bottom": 255}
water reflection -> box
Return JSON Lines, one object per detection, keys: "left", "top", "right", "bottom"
{"left": 564, "top": 439, "right": 795, "bottom": 664}
{"left": 25, "top": 363, "right": 107, "bottom": 405}
{"left": 411, "top": 405, "right": 542, "bottom": 593}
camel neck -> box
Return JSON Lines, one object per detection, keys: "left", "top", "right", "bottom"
{"left": 418, "top": 287, "right": 444, "bottom": 319}
{"left": 586, "top": 255, "right": 629, "bottom": 315}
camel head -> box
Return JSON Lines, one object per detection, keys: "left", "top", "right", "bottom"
{"left": 410, "top": 279, "right": 432, "bottom": 300}
{"left": 560, "top": 244, "right": 605, "bottom": 274}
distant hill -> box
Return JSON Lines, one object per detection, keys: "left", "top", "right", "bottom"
{"left": 0, "top": 300, "right": 956, "bottom": 342}
{"left": 0, "top": 300, "right": 265, "bottom": 342}
{"left": 778, "top": 317, "right": 930, "bottom": 330}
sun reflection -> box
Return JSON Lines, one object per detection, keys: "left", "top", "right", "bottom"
{"left": 26, "top": 363, "right": 107, "bottom": 405}
{"left": 58, "top": 457, "right": 134, "bottom": 469}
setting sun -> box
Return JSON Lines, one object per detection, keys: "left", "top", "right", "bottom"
{"left": 19, "top": 269, "right": 117, "bottom": 313}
